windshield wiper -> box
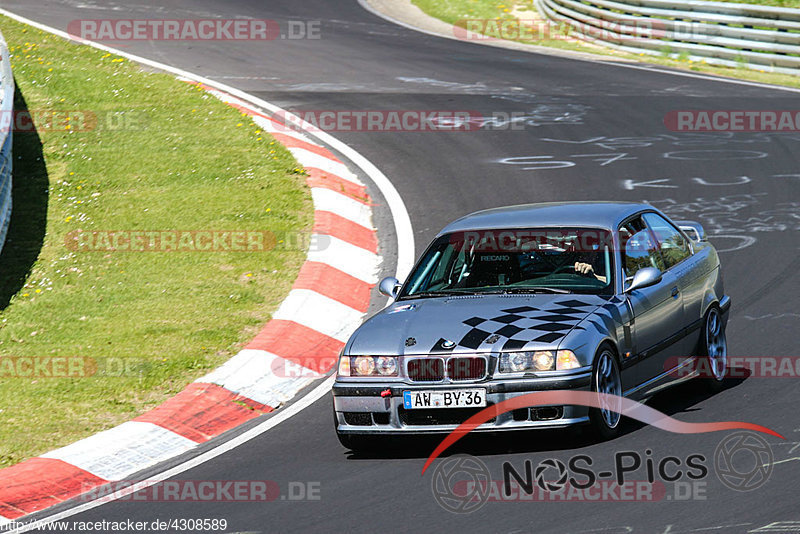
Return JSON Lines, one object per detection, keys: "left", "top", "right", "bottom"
{"left": 401, "top": 288, "right": 506, "bottom": 299}
{"left": 503, "top": 287, "right": 571, "bottom": 294}
{"left": 400, "top": 290, "right": 467, "bottom": 300}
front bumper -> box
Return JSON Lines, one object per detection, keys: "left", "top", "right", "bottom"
{"left": 333, "top": 370, "right": 592, "bottom": 435}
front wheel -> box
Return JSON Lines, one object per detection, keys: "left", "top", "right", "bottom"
{"left": 700, "top": 306, "right": 728, "bottom": 392}
{"left": 588, "top": 346, "right": 623, "bottom": 441}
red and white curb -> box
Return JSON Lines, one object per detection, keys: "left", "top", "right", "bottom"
{"left": 0, "top": 82, "right": 380, "bottom": 521}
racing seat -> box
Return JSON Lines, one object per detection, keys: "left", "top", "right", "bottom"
{"left": 464, "top": 252, "right": 520, "bottom": 288}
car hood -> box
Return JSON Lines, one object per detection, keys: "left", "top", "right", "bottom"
{"left": 347, "top": 294, "right": 612, "bottom": 356}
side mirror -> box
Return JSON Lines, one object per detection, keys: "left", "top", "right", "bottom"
{"left": 625, "top": 267, "right": 662, "bottom": 293}
{"left": 379, "top": 276, "right": 402, "bottom": 299}
{"left": 676, "top": 220, "right": 707, "bottom": 242}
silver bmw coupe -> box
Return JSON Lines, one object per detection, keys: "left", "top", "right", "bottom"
{"left": 333, "top": 202, "right": 730, "bottom": 450}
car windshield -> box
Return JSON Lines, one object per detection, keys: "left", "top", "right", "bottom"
{"left": 399, "top": 227, "right": 615, "bottom": 298}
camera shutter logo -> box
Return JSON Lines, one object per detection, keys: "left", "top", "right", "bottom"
{"left": 535, "top": 458, "right": 569, "bottom": 492}
{"left": 431, "top": 454, "right": 491, "bottom": 513}
{"left": 714, "top": 431, "right": 773, "bottom": 491}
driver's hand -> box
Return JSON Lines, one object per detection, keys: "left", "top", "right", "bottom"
{"left": 574, "top": 262, "right": 595, "bottom": 276}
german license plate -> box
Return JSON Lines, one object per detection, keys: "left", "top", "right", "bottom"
{"left": 403, "top": 389, "right": 486, "bottom": 409}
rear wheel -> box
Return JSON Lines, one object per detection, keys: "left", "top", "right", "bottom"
{"left": 700, "top": 306, "right": 727, "bottom": 392}
{"left": 588, "top": 346, "right": 623, "bottom": 441}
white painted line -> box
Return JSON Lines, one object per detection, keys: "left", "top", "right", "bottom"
{"left": 41, "top": 422, "right": 197, "bottom": 481}
{"left": 311, "top": 188, "right": 374, "bottom": 230}
{"left": 749, "top": 521, "right": 800, "bottom": 533}
{"left": 287, "top": 148, "right": 363, "bottom": 185}
{"left": 198, "top": 349, "right": 323, "bottom": 407}
{"left": 0, "top": 7, "right": 415, "bottom": 281}
{"left": 272, "top": 289, "right": 364, "bottom": 342}
{"left": 764, "top": 456, "right": 800, "bottom": 467}
{"left": 9, "top": 375, "right": 337, "bottom": 533}
{"left": 307, "top": 234, "right": 380, "bottom": 283}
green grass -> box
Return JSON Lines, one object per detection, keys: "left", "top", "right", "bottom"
{"left": 412, "top": 0, "right": 800, "bottom": 89}
{"left": 0, "top": 16, "right": 312, "bottom": 467}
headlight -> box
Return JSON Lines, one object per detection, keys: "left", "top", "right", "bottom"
{"left": 339, "top": 356, "right": 399, "bottom": 377}
{"left": 376, "top": 356, "right": 398, "bottom": 376}
{"left": 532, "top": 351, "right": 555, "bottom": 371}
{"left": 353, "top": 356, "right": 376, "bottom": 376}
{"left": 556, "top": 350, "right": 580, "bottom": 370}
{"left": 506, "top": 352, "right": 531, "bottom": 372}
{"left": 499, "top": 350, "right": 580, "bottom": 373}
{"left": 499, "top": 351, "right": 555, "bottom": 373}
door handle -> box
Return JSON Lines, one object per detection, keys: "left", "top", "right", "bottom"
{"left": 671, "top": 286, "right": 679, "bottom": 298}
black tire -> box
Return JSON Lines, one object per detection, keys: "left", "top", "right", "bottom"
{"left": 699, "top": 306, "right": 728, "bottom": 392}
{"left": 588, "top": 345, "right": 624, "bottom": 441}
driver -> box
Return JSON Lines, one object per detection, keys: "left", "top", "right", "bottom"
{"left": 574, "top": 261, "right": 607, "bottom": 283}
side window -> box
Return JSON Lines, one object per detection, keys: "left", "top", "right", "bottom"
{"left": 619, "top": 217, "right": 665, "bottom": 280}
{"left": 642, "top": 213, "right": 692, "bottom": 269}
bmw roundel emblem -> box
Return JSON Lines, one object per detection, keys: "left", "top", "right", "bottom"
{"left": 441, "top": 339, "right": 456, "bottom": 349}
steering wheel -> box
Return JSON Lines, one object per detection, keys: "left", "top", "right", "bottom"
{"left": 553, "top": 264, "right": 579, "bottom": 274}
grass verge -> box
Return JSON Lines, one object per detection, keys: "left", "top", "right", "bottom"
{"left": 0, "top": 16, "right": 312, "bottom": 467}
{"left": 412, "top": 0, "right": 800, "bottom": 89}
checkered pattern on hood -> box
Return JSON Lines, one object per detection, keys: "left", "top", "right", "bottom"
{"left": 348, "top": 294, "right": 625, "bottom": 356}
